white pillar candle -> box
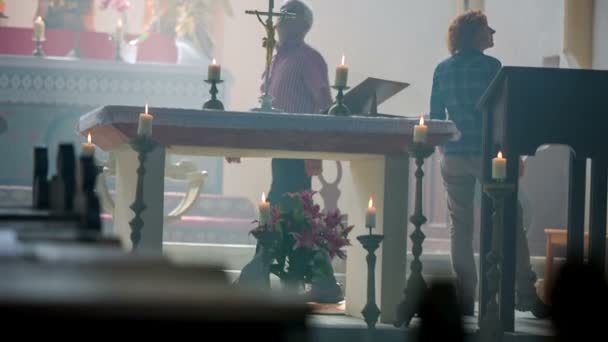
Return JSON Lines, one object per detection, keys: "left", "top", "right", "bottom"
{"left": 208, "top": 58, "right": 222, "bottom": 81}
{"left": 335, "top": 55, "right": 349, "bottom": 87}
{"left": 365, "top": 196, "right": 376, "bottom": 228}
{"left": 492, "top": 151, "right": 507, "bottom": 180}
{"left": 413, "top": 115, "right": 428, "bottom": 143}
{"left": 137, "top": 104, "right": 153, "bottom": 137}
{"left": 33, "top": 16, "right": 45, "bottom": 41}
{"left": 259, "top": 192, "right": 271, "bottom": 226}
{"left": 115, "top": 18, "right": 124, "bottom": 41}
{"left": 81, "top": 133, "right": 95, "bottom": 157}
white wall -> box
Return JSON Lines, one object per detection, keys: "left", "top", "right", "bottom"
{"left": 593, "top": 0, "right": 608, "bottom": 69}
{"left": 485, "top": 0, "right": 564, "bottom": 67}
{"left": 221, "top": 0, "right": 457, "bottom": 209}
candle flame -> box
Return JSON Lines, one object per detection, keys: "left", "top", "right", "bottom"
{"left": 261, "top": 192, "right": 266, "bottom": 203}
{"left": 341, "top": 54, "right": 346, "bottom": 65}
{"left": 419, "top": 116, "right": 425, "bottom": 125}
{"left": 368, "top": 196, "right": 374, "bottom": 209}
{"left": 497, "top": 151, "right": 503, "bottom": 159}
{"left": 35, "top": 16, "right": 43, "bottom": 23}
{"left": 212, "top": 58, "right": 217, "bottom": 65}
{"left": 117, "top": 18, "right": 123, "bottom": 28}
{"left": 87, "top": 133, "right": 92, "bottom": 144}
{"left": 145, "top": 103, "right": 148, "bottom": 114}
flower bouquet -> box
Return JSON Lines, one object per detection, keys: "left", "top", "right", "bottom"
{"left": 250, "top": 191, "right": 353, "bottom": 292}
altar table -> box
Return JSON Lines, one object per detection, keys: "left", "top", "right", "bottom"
{"left": 80, "top": 105, "right": 457, "bottom": 322}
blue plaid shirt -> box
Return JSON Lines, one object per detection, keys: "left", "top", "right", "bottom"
{"left": 430, "top": 49, "right": 501, "bottom": 155}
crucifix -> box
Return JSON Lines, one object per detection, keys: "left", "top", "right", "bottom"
{"left": 246, "top": 0, "right": 295, "bottom": 112}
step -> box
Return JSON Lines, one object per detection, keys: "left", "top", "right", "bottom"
{"left": 163, "top": 242, "right": 557, "bottom": 295}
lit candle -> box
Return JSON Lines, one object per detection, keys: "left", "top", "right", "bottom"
{"left": 492, "top": 151, "right": 507, "bottom": 180}
{"left": 115, "top": 18, "right": 124, "bottom": 41}
{"left": 81, "top": 133, "right": 95, "bottom": 157}
{"left": 259, "top": 192, "right": 271, "bottom": 226}
{"left": 137, "top": 103, "right": 153, "bottom": 137}
{"left": 33, "top": 16, "right": 45, "bottom": 41}
{"left": 208, "top": 58, "right": 221, "bottom": 81}
{"left": 335, "top": 54, "right": 349, "bottom": 87}
{"left": 413, "top": 115, "right": 428, "bottom": 143}
{"left": 365, "top": 196, "right": 376, "bottom": 228}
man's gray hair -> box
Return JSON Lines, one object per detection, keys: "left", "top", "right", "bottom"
{"left": 282, "top": 0, "right": 314, "bottom": 29}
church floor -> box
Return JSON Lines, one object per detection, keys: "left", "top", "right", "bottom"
{"left": 307, "top": 311, "right": 553, "bottom": 342}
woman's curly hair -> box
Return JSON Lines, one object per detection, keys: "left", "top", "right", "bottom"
{"left": 447, "top": 10, "right": 488, "bottom": 55}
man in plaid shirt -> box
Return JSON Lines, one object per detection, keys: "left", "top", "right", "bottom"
{"left": 430, "top": 10, "right": 549, "bottom": 318}
{"left": 233, "top": 0, "right": 341, "bottom": 304}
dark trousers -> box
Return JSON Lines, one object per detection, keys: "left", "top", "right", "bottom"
{"left": 267, "top": 158, "right": 311, "bottom": 209}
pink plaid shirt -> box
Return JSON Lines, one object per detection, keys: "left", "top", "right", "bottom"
{"left": 266, "top": 41, "right": 332, "bottom": 114}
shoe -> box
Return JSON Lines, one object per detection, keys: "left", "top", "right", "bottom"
{"left": 515, "top": 293, "right": 551, "bottom": 319}
{"left": 307, "top": 281, "right": 344, "bottom": 304}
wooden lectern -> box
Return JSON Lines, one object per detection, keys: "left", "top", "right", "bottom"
{"left": 322, "top": 77, "right": 409, "bottom": 115}
{"left": 342, "top": 77, "right": 409, "bottom": 115}
{"left": 478, "top": 66, "right": 608, "bottom": 331}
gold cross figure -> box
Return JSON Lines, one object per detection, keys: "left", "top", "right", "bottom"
{"left": 246, "top": 0, "right": 295, "bottom": 111}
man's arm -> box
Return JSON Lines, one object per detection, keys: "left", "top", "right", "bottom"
{"left": 303, "top": 55, "right": 332, "bottom": 113}
{"left": 429, "top": 65, "right": 446, "bottom": 120}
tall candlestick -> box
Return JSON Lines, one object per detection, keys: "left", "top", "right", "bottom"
{"left": 366, "top": 196, "right": 376, "bottom": 228}
{"left": 335, "top": 55, "right": 349, "bottom": 87}
{"left": 137, "top": 103, "right": 153, "bottom": 137}
{"left": 492, "top": 151, "right": 507, "bottom": 180}
{"left": 33, "top": 16, "right": 45, "bottom": 41}
{"left": 413, "top": 115, "right": 428, "bottom": 143}
{"left": 259, "top": 192, "right": 271, "bottom": 227}
{"left": 208, "top": 58, "right": 222, "bottom": 81}
{"left": 81, "top": 133, "right": 95, "bottom": 157}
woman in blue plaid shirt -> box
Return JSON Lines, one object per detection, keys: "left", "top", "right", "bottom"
{"left": 430, "top": 10, "right": 549, "bottom": 319}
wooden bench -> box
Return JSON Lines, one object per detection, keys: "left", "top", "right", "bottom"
{"left": 544, "top": 228, "right": 608, "bottom": 301}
